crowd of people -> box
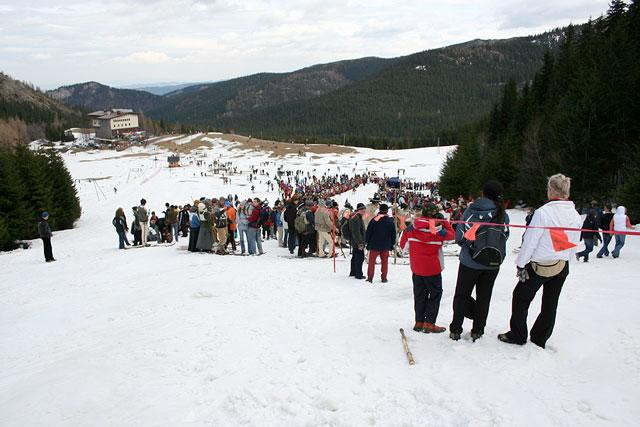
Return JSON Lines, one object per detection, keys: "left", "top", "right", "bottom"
{"left": 31, "top": 168, "right": 634, "bottom": 349}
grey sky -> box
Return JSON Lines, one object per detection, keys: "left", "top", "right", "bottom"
{"left": 0, "top": 0, "right": 610, "bottom": 89}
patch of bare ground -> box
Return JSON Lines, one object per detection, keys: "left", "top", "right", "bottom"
{"left": 219, "top": 133, "right": 355, "bottom": 158}
{"left": 78, "top": 152, "right": 154, "bottom": 162}
{"left": 154, "top": 136, "right": 213, "bottom": 154}
{"left": 364, "top": 157, "right": 399, "bottom": 163}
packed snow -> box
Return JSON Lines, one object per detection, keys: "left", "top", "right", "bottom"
{"left": 1, "top": 136, "right": 638, "bottom": 426}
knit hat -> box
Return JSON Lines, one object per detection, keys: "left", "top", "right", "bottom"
{"left": 41, "top": 211, "right": 49, "bottom": 219}
{"left": 224, "top": 201, "right": 231, "bottom": 207}
{"left": 379, "top": 204, "right": 389, "bottom": 213}
{"left": 482, "top": 180, "right": 504, "bottom": 201}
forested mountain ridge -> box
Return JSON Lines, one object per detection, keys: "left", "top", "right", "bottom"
{"left": 47, "top": 81, "right": 166, "bottom": 114}
{"left": 0, "top": 73, "right": 84, "bottom": 144}
{"left": 439, "top": 1, "right": 640, "bottom": 218}
{"left": 147, "top": 56, "right": 395, "bottom": 122}
{"left": 152, "top": 29, "right": 567, "bottom": 146}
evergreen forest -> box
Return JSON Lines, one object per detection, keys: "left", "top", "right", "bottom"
{"left": 439, "top": 1, "right": 640, "bottom": 220}
{"left": 0, "top": 146, "right": 81, "bottom": 250}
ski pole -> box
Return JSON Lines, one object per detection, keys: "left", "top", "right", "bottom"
{"left": 399, "top": 328, "right": 415, "bottom": 365}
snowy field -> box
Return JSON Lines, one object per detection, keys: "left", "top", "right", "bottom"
{"left": 1, "top": 135, "right": 638, "bottom": 426}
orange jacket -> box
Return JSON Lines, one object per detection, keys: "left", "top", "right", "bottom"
{"left": 226, "top": 206, "right": 237, "bottom": 231}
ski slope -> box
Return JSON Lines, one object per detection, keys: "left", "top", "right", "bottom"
{"left": 1, "top": 136, "right": 638, "bottom": 426}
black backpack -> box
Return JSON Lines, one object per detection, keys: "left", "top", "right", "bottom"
{"left": 468, "top": 216, "right": 507, "bottom": 267}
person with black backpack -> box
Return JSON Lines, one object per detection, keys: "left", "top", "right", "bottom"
{"left": 449, "top": 180, "right": 510, "bottom": 342}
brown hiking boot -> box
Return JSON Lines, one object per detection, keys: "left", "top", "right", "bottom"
{"left": 413, "top": 322, "right": 425, "bottom": 332}
{"left": 422, "top": 323, "right": 446, "bottom": 333}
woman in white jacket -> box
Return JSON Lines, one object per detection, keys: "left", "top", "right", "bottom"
{"left": 499, "top": 174, "right": 582, "bottom": 349}
{"left": 610, "top": 206, "right": 634, "bottom": 258}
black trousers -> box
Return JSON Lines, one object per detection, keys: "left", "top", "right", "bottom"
{"left": 350, "top": 248, "right": 365, "bottom": 278}
{"left": 42, "top": 237, "right": 53, "bottom": 261}
{"left": 188, "top": 227, "right": 200, "bottom": 252}
{"left": 413, "top": 274, "right": 443, "bottom": 324}
{"left": 288, "top": 229, "right": 297, "bottom": 253}
{"left": 309, "top": 231, "right": 318, "bottom": 254}
{"left": 298, "top": 233, "right": 311, "bottom": 257}
{"left": 450, "top": 263, "right": 499, "bottom": 335}
{"left": 507, "top": 263, "right": 568, "bottom": 348}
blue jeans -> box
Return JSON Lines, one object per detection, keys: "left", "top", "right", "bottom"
{"left": 238, "top": 227, "right": 249, "bottom": 254}
{"left": 117, "top": 230, "right": 128, "bottom": 249}
{"left": 597, "top": 234, "right": 612, "bottom": 257}
{"left": 171, "top": 223, "right": 179, "bottom": 241}
{"left": 612, "top": 235, "right": 626, "bottom": 258}
{"left": 577, "top": 239, "right": 594, "bottom": 262}
{"left": 246, "top": 228, "right": 263, "bottom": 254}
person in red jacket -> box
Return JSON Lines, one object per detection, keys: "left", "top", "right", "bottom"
{"left": 400, "top": 203, "right": 455, "bottom": 333}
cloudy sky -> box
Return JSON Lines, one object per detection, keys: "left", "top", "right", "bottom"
{"left": 0, "top": 0, "right": 610, "bottom": 89}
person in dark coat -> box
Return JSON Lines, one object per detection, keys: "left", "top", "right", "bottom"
{"left": 365, "top": 203, "right": 396, "bottom": 283}
{"left": 596, "top": 203, "right": 614, "bottom": 258}
{"left": 112, "top": 207, "right": 130, "bottom": 249}
{"left": 284, "top": 199, "right": 298, "bottom": 254}
{"left": 576, "top": 209, "right": 600, "bottom": 262}
{"left": 297, "top": 200, "right": 315, "bottom": 258}
{"left": 348, "top": 203, "right": 367, "bottom": 279}
{"left": 449, "top": 180, "right": 510, "bottom": 342}
{"left": 38, "top": 211, "right": 55, "bottom": 262}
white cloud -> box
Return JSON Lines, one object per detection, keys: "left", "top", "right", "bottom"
{"left": 0, "top": 0, "right": 613, "bottom": 88}
{"left": 113, "top": 51, "right": 173, "bottom": 64}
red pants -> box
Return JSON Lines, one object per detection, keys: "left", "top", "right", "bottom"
{"left": 367, "top": 250, "right": 389, "bottom": 280}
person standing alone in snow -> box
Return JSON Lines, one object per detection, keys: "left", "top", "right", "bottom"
{"left": 38, "top": 211, "right": 55, "bottom": 262}
{"left": 400, "top": 203, "right": 454, "bottom": 333}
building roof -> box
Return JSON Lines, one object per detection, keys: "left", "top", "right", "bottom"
{"left": 88, "top": 109, "right": 136, "bottom": 119}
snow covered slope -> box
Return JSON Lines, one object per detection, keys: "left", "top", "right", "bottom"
{"left": 1, "top": 137, "right": 638, "bottom": 425}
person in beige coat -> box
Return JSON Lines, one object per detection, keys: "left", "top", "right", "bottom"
{"left": 314, "top": 199, "right": 334, "bottom": 257}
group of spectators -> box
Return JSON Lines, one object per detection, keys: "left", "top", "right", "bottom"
{"left": 102, "top": 170, "right": 636, "bottom": 350}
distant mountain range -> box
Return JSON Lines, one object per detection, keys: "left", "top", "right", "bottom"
{"left": 120, "top": 82, "right": 213, "bottom": 96}
{"left": 46, "top": 28, "right": 569, "bottom": 144}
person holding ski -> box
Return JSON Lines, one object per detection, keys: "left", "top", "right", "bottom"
{"left": 499, "top": 173, "right": 582, "bottom": 348}
{"left": 449, "top": 180, "right": 509, "bottom": 342}
{"left": 365, "top": 203, "right": 396, "bottom": 283}
{"left": 38, "top": 211, "right": 55, "bottom": 262}
{"left": 400, "top": 203, "right": 455, "bottom": 333}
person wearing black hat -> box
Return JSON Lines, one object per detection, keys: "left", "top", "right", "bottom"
{"left": 449, "top": 180, "right": 510, "bottom": 341}
{"left": 348, "top": 203, "right": 367, "bottom": 279}
{"left": 365, "top": 203, "right": 396, "bottom": 283}
{"left": 38, "top": 211, "right": 55, "bottom": 262}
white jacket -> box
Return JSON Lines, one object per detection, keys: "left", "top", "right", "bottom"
{"left": 612, "top": 206, "right": 632, "bottom": 231}
{"left": 516, "top": 200, "right": 582, "bottom": 268}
